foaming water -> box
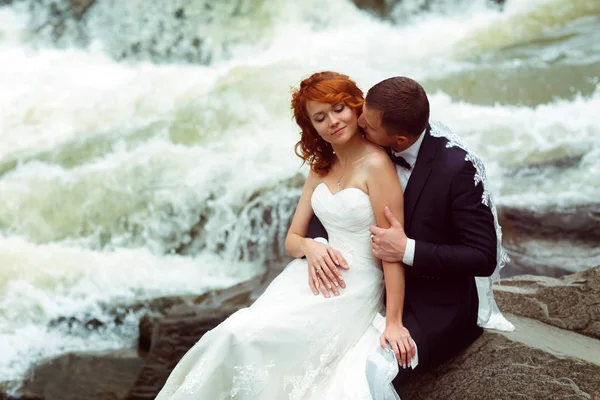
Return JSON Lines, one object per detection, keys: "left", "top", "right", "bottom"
{"left": 0, "top": 234, "right": 257, "bottom": 380}
{"left": 452, "top": 0, "right": 600, "bottom": 56}
{"left": 429, "top": 89, "right": 600, "bottom": 207}
{"left": 0, "top": 46, "right": 217, "bottom": 159}
{"left": 0, "top": 235, "right": 255, "bottom": 323}
{"left": 0, "top": 0, "right": 599, "bottom": 383}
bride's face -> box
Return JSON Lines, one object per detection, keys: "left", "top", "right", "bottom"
{"left": 306, "top": 100, "right": 358, "bottom": 146}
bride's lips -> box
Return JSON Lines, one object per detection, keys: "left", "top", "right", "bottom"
{"left": 332, "top": 126, "right": 346, "bottom": 136}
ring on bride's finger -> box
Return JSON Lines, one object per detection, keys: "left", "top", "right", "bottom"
{"left": 315, "top": 268, "right": 322, "bottom": 273}
{"left": 370, "top": 234, "right": 374, "bottom": 242}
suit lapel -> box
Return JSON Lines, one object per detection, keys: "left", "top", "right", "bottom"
{"left": 403, "top": 125, "right": 436, "bottom": 233}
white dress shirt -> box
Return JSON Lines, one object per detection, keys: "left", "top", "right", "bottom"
{"left": 391, "top": 128, "right": 426, "bottom": 266}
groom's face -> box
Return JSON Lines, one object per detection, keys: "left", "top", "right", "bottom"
{"left": 358, "top": 103, "right": 394, "bottom": 148}
{"left": 359, "top": 102, "right": 413, "bottom": 152}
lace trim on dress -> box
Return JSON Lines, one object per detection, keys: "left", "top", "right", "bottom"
{"left": 284, "top": 333, "right": 342, "bottom": 399}
{"left": 231, "top": 361, "right": 276, "bottom": 397}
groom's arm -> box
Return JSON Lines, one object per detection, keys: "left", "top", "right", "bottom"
{"left": 412, "top": 161, "right": 497, "bottom": 277}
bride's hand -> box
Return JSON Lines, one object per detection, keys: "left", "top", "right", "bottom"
{"left": 380, "top": 321, "right": 415, "bottom": 369}
{"left": 302, "top": 239, "right": 348, "bottom": 298}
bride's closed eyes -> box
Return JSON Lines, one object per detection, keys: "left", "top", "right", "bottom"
{"left": 313, "top": 103, "right": 346, "bottom": 123}
{"left": 333, "top": 103, "right": 345, "bottom": 112}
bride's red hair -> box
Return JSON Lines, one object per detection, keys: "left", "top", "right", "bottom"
{"left": 291, "top": 71, "right": 364, "bottom": 176}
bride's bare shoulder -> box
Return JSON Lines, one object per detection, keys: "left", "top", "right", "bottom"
{"left": 362, "top": 144, "right": 392, "bottom": 170}
{"left": 305, "top": 165, "right": 332, "bottom": 189}
{"left": 305, "top": 167, "right": 320, "bottom": 187}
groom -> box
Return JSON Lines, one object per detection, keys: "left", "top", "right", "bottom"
{"left": 307, "top": 77, "right": 499, "bottom": 387}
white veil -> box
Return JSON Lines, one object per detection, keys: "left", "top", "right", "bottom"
{"left": 429, "top": 121, "right": 515, "bottom": 332}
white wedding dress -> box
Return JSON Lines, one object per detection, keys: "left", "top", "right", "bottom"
{"left": 155, "top": 182, "right": 402, "bottom": 400}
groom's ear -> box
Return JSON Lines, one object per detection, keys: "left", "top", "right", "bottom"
{"left": 394, "top": 134, "right": 411, "bottom": 149}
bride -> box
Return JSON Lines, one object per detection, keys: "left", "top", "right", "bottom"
{"left": 155, "top": 71, "right": 410, "bottom": 399}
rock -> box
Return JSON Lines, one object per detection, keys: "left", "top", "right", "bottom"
{"left": 126, "top": 306, "right": 241, "bottom": 400}
{"left": 137, "top": 313, "right": 158, "bottom": 356}
{"left": 501, "top": 236, "right": 600, "bottom": 277}
{"left": 68, "top": 0, "right": 95, "bottom": 19}
{"left": 135, "top": 273, "right": 266, "bottom": 355}
{"left": 497, "top": 315, "right": 600, "bottom": 366}
{"left": 47, "top": 294, "right": 196, "bottom": 335}
{"left": 3, "top": 350, "right": 144, "bottom": 400}
{"left": 0, "top": 393, "right": 43, "bottom": 400}
{"left": 499, "top": 203, "right": 600, "bottom": 242}
{"left": 498, "top": 203, "right": 600, "bottom": 277}
{"left": 47, "top": 273, "right": 267, "bottom": 340}
{"left": 494, "top": 265, "right": 600, "bottom": 340}
{"left": 397, "top": 315, "right": 600, "bottom": 400}
{"left": 351, "top": 0, "right": 396, "bottom": 18}
{"left": 351, "top": 0, "right": 506, "bottom": 20}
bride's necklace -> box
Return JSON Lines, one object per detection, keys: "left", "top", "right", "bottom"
{"left": 336, "top": 163, "right": 347, "bottom": 192}
{"left": 334, "top": 142, "right": 363, "bottom": 192}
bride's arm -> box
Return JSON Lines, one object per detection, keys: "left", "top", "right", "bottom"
{"left": 285, "top": 170, "right": 348, "bottom": 297}
{"left": 285, "top": 169, "right": 319, "bottom": 258}
{"left": 365, "top": 151, "right": 414, "bottom": 368}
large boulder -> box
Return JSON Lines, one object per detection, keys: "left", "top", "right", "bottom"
{"left": 1, "top": 350, "right": 144, "bottom": 400}
{"left": 127, "top": 307, "right": 240, "bottom": 400}
{"left": 494, "top": 265, "right": 600, "bottom": 340}
{"left": 498, "top": 203, "right": 600, "bottom": 277}
{"left": 499, "top": 203, "right": 600, "bottom": 242}
{"left": 397, "top": 315, "right": 600, "bottom": 399}
{"left": 135, "top": 273, "right": 266, "bottom": 355}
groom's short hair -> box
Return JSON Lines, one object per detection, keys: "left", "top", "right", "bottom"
{"left": 365, "top": 77, "right": 429, "bottom": 137}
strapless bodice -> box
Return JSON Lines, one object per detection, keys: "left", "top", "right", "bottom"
{"left": 311, "top": 183, "right": 380, "bottom": 268}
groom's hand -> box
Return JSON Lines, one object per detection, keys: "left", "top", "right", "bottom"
{"left": 370, "top": 207, "right": 407, "bottom": 263}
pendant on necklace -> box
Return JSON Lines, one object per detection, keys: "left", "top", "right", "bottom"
{"left": 337, "top": 181, "right": 341, "bottom": 192}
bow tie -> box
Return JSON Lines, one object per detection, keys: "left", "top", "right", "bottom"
{"left": 386, "top": 149, "right": 412, "bottom": 170}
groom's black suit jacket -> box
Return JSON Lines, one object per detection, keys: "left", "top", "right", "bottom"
{"left": 307, "top": 124, "right": 498, "bottom": 371}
